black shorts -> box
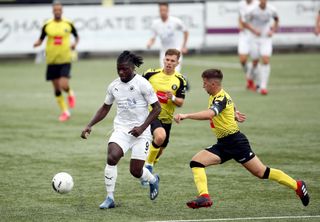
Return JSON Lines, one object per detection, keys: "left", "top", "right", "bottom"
{"left": 46, "top": 63, "right": 71, "bottom": 81}
{"left": 150, "top": 118, "right": 172, "bottom": 148}
{"left": 206, "top": 131, "right": 255, "bottom": 164}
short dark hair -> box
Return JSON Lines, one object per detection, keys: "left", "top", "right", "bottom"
{"left": 117, "top": 51, "right": 143, "bottom": 68}
{"left": 159, "top": 2, "right": 169, "bottom": 7}
{"left": 201, "top": 69, "right": 223, "bottom": 81}
{"left": 165, "top": 48, "right": 180, "bottom": 60}
{"left": 53, "top": 0, "right": 62, "bottom": 6}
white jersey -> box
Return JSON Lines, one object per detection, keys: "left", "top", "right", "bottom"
{"left": 245, "top": 3, "right": 278, "bottom": 38}
{"left": 238, "top": 0, "right": 258, "bottom": 35}
{"left": 150, "top": 16, "right": 187, "bottom": 50}
{"left": 104, "top": 74, "right": 158, "bottom": 135}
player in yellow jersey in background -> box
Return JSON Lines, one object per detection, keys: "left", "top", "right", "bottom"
{"left": 141, "top": 49, "right": 187, "bottom": 185}
{"left": 34, "top": 1, "right": 79, "bottom": 122}
{"left": 174, "top": 69, "right": 309, "bottom": 209}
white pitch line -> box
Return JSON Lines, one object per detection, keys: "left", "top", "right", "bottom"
{"left": 147, "top": 215, "right": 320, "bottom": 222}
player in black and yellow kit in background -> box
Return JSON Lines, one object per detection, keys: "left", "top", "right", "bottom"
{"left": 174, "top": 69, "right": 309, "bottom": 209}
{"left": 141, "top": 49, "right": 187, "bottom": 185}
{"left": 34, "top": 1, "right": 79, "bottom": 122}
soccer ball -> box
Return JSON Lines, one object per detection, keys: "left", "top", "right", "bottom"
{"left": 52, "top": 172, "right": 74, "bottom": 194}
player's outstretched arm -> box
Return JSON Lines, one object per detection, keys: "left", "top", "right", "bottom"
{"left": 174, "top": 109, "right": 215, "bottom": 124}
{"left": 81, "top": 103, "right": 112, "bottom": 139}
{"left": 129, "top": 101, "right": 161, "bottom": 137}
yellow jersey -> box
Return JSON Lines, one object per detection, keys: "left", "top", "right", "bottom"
{"left": 40, "top": 18, "right": 78, "bottom": 65}
{"left": 143, "top": 68, "right": 187, "bottom": 124}
{"left": 208, "top": 89, "right": 239, "bottom": 139}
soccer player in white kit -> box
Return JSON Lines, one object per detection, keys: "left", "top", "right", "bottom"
{"left": 238, "top": 0, "right": 258, "bottom": 91}
{"left": 81, "top": 51, "right": 162, "bottom": 209}
{"left": 147, "top": 2, "right": 189, "bottom": 72}
{"left": 243, "top": 0, "right": 279, "bottom": 95}
{"left": 315, "top": 10, "right": 320, "bottom": 36}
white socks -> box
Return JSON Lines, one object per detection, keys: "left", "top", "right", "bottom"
{"left": 140, "top": 167, "right": 156, "bottom": 184}
{"left": 260, "top": 64, "right": 270, "bottom": 90}
{"left": 105, "top": 164, "right": 117, "bottom": 200}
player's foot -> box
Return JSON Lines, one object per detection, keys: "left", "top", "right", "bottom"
{"left": 58, "top": 111, "right": 70, "bottom": 122}
{"left": 186, "top": 194, "right": 213, "bottom": 209}
{"left": 260, "top": 89, "right": 268, "bottom": 95}
{"left": 68, "top": 95, "right": 76, "bottom": 109}
{"left": 295, "top": 180, "right": 310, "bottom": 206}
{"left": 246, "top": 79, "right": 256, "bottom": 91}
{"left": 149, "top": 174, "right": 160, "bottom": 200}
{"left": 99, "top": 196, "right": 115, "bottom": 209}
{"left": 140, "top": 165, "right": 153, "bottom": 187}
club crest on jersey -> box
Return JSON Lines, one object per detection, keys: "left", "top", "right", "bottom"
{"left": 171, "top": 84, "right": 178, "bottom": 90}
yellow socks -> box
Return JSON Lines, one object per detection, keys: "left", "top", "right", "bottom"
{"left": 67, "top": 89, "right": 74, "bottom": 97}
{"left": 56, "top": 95, "right": 68, "bottom": 113}
{"left": 192, "top": 167, "right": 209, "bottom": 196}
{"left": 146, "top": 143, "right": 160, "bottom": 165}
{"left": 269, "top": 168, "right": 297, "bottom": 190}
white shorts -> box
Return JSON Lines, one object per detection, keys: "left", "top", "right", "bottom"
{"left": 108, "top": 130, "right": 151, "bottom": 160}
{"left": 250, "top": 37, "right": 273, "bottom": 59}
{"left": 237, "top": 32, "right": 252, "bottom": 55}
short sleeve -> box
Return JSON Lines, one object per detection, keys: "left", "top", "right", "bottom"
{"left": 174, "top": 17, "right": 187, "bottom": 32}
{"left": 209, "top": 95, "right": 227, "bottom": 116}
{"left": 141, "top": 79, "right": 158, "bottom": 105}
{"left": 104, "top": 84, "right": 115, "bottom": 105}
{"left": 175, "top": 75, "right": 187, "bottom": 99}
{"left": 39, "top": 24, "right": 47, "bottom": 40}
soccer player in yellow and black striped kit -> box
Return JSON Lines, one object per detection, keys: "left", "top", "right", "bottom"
{"left": 142, "top": 49, "right": 187, "bottom": 180}
{"left": 34, "top": 1, "right": 79, "bottom": 122}
{"left": 174, "top": 69, "right": 309, "bottom": 208}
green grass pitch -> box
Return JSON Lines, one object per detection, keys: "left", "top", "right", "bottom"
{"left": 0, "top": 53, "right": 320, "bottom": 222}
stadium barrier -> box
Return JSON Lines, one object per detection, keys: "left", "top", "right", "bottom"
{"left": 0, "top": 1, "right": 319, "bottom": 55}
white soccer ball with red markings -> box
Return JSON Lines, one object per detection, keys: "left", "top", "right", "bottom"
{"left": 52, "top": 172, "right": 74, "bottom": 194}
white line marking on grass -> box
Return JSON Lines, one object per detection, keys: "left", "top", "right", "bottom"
{"left": 185, "top": 60, "right": 240, "bottom": 69}
{"left": 147, "top": 215, "right": 320, "bottom": 222}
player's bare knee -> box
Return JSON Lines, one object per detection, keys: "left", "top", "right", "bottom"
{"left": 130, "top": 167, "right": 142, "bottom": 178}
{"left": 253, "top": 166, "right": 269, "bottom": 179}
{"left": 107, "top": 154, "right": 120, "bottom": 166}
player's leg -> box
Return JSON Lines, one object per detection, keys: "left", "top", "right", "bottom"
{"left": 242, "top": 156, "right": 310, "bottom": 206}
{"left": 187, "top": 146, "right": 224, "bottom": 209}
{"left": 160, "top": 50, "right": 165, "bottom": 69}
{"left": 249, "top": 40, "right": 260, "bottom": 91}
{"left": 59, "top": 64, "right": 76, "bottom": 108}
{"left": 51, "top": 78, "right": 70, "bottom": 122}
{"left": 238, "top": 34, "right": 254, "bottom": 90}
{"left": 175, "top": 53, "right": 182, "bottom": 72}
{"left": 131, "top": 137, "right": 160, "bottom": 200}
{"left": 100, "top": 131, "right": 129, "bottom": 209}
{"left": 259, "top": 39, "right": 272, "bottom": 95}
{"left": 47, "top": 65, "right": 69, "bottom": 121}
{"left": 145, "top": 120, "right": 166, "bottom": 171}
{"left": 100, "top": 142, "right": 124, "bottom": 209}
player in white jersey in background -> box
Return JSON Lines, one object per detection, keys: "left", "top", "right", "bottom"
{"left": 81, "top": 51, "right": 161, "bottom": 209}
{"left": 315, "top": 10, "right": 320, "bottom": 36}
{"left": 243, "top": 0, "right": 279, "bottom": 95}
{"left": 147, "top": 2, "right": 189, "bottom": 72}
{"left": 238, "top": 0, "right": 258, "bottom": 91}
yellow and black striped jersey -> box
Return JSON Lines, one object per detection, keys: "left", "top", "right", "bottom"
{"left": 208, "top": 89, "right": 239, "bottom": 139}
{"left": 40, "top": 18, "right": 78, "bottom": 65}
{"left": 143, "top": 68, "right": 187, "bottom": 124}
